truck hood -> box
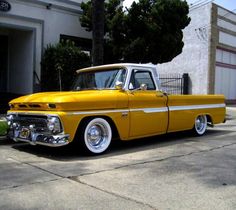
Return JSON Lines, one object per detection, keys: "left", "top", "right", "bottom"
{"left": 9, "top": 90, "right": 123, "bottom": 111}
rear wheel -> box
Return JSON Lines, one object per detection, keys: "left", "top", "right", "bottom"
{"left": 193, "top": 115, "right": 207, "bottom": 136}
{"left": 80, "top": 118, "right": 112, "bottom": 154}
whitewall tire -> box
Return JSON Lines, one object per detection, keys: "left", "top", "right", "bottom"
{"left": 193, "top": 115, "right": 207, "bottom": 136}
{"left": 82, "top": 118, "right": 112, "bottom": 154}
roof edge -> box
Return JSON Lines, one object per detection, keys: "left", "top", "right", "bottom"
{"left": 77, "top": 63, "right": 157, "bottom": 73}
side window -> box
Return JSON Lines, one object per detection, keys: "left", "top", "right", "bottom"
{"left": 129, "top": 70, "right": 156, "bottom": 90}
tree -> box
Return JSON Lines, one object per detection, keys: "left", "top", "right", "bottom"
{"left": 41, "top": 40, "right": 90, "bottom": 91}
{"left": 80, "top": 0, "right": 105, "bottom": 65}
{"left": 80, "top": 0, "right": 124, "bottom": 64}
{"left": 80, "top": 0, "right": 190, "bottom": 64}
{"left": 92, "top": 0, "right": 105, "bottom": 65}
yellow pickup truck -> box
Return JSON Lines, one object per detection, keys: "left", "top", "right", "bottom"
{"left": 7, "top": 64, "right": 226, "bottom": 154}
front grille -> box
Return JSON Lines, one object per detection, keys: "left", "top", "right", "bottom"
{"left": 13, "top": 115, "right": 48, "bottom": 132}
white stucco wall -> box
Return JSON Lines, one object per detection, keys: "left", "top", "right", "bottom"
{"left": 157, "top": 2, "right": 212, "bottom": 94}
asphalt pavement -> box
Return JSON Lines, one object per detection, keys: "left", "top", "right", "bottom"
{"left": 0, "top": 107, "right": 235, "bottom": 210}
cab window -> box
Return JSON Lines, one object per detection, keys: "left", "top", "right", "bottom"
{"left": 129, "top": 70, "right": 156, "bottom": 90}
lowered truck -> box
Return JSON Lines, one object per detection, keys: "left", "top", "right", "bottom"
{"left": 7, "top": 63, "right": 226, "bottom": 154}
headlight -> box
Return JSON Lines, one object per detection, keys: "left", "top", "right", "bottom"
{"left": 9, "top": 104, "right": 15, "bottom": 109}
{"left": 6, "top": 114, "right": 15, "bottom": 126}
{"left": 47, "top": 116, "right": 62, "bottom": 134}
{"left": 7, "top": 114, "right": 14, "bottom": 121}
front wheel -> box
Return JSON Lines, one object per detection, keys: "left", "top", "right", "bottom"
{"left": 192, "top": 115, "right": 207, "bottom": 136}
{"left": 80, "top": 118, "right": 112, "bottom": 154}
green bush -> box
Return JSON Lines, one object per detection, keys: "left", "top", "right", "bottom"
{"left": 41, "top": 40, "right": 91, "bottom": 91}
{"left": 0, "top": 118, "right": 8, "bottom": 136}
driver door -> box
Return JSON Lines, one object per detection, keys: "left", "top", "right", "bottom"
{"left": 128, "top": 69, "right": 168, "bottom": 138}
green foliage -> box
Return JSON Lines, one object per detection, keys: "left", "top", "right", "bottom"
{"left": 80, "top": 0, "right": 190, "bottom": 64}
{"left": 80, "top": 0, "right": 121, "bottom": 33}
{"left": 41, "top": 40, "right": 90, "bottom": 91}
{"left": 80, "top": 1, "right": 92, "bottom": 31}
{"left": 0, "top": 118, "right": 8, "bottom": 136}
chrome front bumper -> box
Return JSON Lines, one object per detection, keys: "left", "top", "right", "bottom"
{"left": 7, "top": 113, "right": 70, "bottom": 147}
{"left": 9, "top": 129, "right": 69, "bottom": 147}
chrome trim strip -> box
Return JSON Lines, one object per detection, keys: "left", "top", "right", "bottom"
{"left": 68, "top": 103, "right": 225, "bottom": 115}
{"left": 169, "top": 103, "right": 226, "bottom": 111}
{"left": 68, "top": 107, "right": 168, "bottom": 115}
{"left": 8, "top": 112, "right": 59, "bottom": 117}
{"left": 13, "top": 137, "right": 70, "bottom": 147}
{"left": 130, "top": 107, "right": 168, "bottom": 113}
{"left": 68, "top": 109, "right": 130, "bottom": 115}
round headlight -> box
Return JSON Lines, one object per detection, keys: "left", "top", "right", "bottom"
{"left": 47, "top": 117, "right": 61, "bottom": 134}
{"left": 6, "top": 114, "right": 15, "bottom": 126}
{"left": 7, "top": 114, "right": 14, "bottom": 121}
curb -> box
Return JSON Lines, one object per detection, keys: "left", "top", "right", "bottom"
{"left": 0, "top": 136, "right": 7, "bottom": 140}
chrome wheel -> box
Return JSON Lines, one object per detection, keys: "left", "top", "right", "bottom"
{"left": 84, "top": 118, "right": 112, "bottom": 154}
{"left": 194, "top": 115, "right": 207, "bottom": 135}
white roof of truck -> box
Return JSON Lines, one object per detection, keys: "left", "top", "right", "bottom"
{"left": 77, "top": 63, "right": 158, "bottom": 76}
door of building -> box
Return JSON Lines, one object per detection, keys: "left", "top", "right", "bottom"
{"left": 0, "top": 35, "right": 8, "bottom": 92}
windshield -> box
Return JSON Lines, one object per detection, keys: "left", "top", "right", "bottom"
{"left": 72, "top": 68, "right": 126, "bottom": 90}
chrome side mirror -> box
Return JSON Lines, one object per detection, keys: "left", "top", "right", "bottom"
{"left": 140, "top": 83, "right": 147, "bottom": 91}
{"left": 130, "top": 83, "right": 148, "bottom": 94}
{"left": 115, "top": 81, "right": 123, "bottom": 90}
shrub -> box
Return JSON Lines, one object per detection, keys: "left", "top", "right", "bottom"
{"left": 41, "top": 40, "right": 91, "bottom": 91}
{"left": 0, "top": 118, "right": 8, "bottom": 136}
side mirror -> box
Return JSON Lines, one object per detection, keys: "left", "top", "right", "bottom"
{"left": 115, "top": 81, "right": 123, "bottom": 90}
{"left": 130, "top": 83, "right": 148, "bottom": 93}
{"left": 140, "top": 83, "right": 147, "bottom": 91}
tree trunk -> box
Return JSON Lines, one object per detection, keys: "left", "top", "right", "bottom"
{"left": 92, "top": 0, "right": 104, "bottom": 66}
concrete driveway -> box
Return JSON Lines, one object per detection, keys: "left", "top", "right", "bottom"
{"left": 0, "top": 108, "right": 236, "bottom": 210}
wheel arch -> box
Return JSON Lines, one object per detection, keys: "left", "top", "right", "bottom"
{"left": 192, "top": 113, "right": 213, "bottom": 127}
{"left": 74, "top": 115, "right": 120, "bottom": 141}
{"left": 206, "top": 114, "right": 213, "bottom": 125}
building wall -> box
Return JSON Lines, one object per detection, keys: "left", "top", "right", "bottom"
{"left": 0, "top": 0, "right": 91, "bottom": 94}
{"left": 214, "top": 6, "right": 236, "bottom": 102}
{"left": 6, "top": 0, "right": 90, "bottom": 46}
{"left": 158, "top": 2, "right": 236, "bottom": 102}
{"left": 158, "top": 2, "right": 212, "bottom": 94}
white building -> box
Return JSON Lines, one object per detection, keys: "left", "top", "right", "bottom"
{"left": 0, "top": 0, "right": 91, "bottom": 95}
{"left": 158, "top": 2, "right": 236, "bottom": 104}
